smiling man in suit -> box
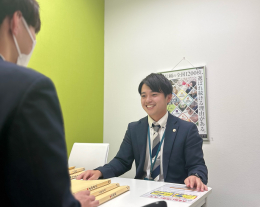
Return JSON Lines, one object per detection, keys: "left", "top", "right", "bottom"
{"left": 78, "top": 73, "right": 208, "bottom": 191}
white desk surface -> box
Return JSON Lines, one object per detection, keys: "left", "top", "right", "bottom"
{"left": 100, "top": 177, "right": 212, "bottom": 207}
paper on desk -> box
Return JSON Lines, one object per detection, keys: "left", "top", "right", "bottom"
{"left": 141, "top": 184, "right": 205, "bottom": 204}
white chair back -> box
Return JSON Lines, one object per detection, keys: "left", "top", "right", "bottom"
{"left": 68, "top": 143, "right": 109, "bottom": 170}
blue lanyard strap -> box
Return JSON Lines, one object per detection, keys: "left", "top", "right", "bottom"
{"left": 148, "top": 125, "right": 166, "bottom": 174}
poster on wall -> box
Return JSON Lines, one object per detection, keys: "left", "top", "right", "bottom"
{"left": 160, "top": 66, "right": 208, "bottom": 140}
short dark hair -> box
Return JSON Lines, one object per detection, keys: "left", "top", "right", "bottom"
{"left": 138, "top": 73, "right": 173, "bottom": 97}
{"left": 0, "top": 0, "right": 41, "bottom": 33}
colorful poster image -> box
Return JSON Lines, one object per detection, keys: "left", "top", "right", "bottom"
{"left": 161, "top": 66, "right": 208, "bottom": 140}
{"left": 141, "top": 183, "right": 205, "bottom": 204}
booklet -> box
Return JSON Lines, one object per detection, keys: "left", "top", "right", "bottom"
{"left": 141, "top": 183, "right": 206, "bottom": 204}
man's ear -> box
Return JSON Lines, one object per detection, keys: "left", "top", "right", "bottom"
{"left": 10, "top": 11, "right": 23, "bottom": 36}
{"left": 166, "top": 93, "right": 172, "bottom": 104}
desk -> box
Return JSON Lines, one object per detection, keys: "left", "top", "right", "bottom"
{"left": 101, "top": 177, "right": 212, "bottom": 207}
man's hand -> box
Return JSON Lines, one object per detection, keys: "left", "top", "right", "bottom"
{"left": 76, "top": 170, "right": 102, "bottom": 180}
{"left": 184, "top": 175, "right": 208, "bottom": 192}
{"left": 74, "top": 190, "right": 99, "bottom": 207}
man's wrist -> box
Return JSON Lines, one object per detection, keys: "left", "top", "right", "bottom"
{"left": 96, "top": 170, "right": 103, "bottom": 178}
{"left": 191, "top": 173, "right": 202, "bottom": 180}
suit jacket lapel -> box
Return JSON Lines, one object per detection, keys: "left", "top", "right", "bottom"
{"left": 163, "top": 113, "right": 179, "bottom": 180}
{"left": 137, "top": 116, "right": 148, "bottom": 174}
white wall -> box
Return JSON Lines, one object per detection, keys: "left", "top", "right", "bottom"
{"left": 104, "top": 0, "right": 260, "bottom": 206}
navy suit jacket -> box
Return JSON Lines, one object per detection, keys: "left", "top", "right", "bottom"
{"left": 97, "top": 113, "right": 208, "bottom": 184}
{"left": 0, "top": 57, "right": 80, "bottom": 207}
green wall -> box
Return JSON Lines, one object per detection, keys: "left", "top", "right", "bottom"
{"left": 29, "top": 0, "right": 104, "bottom": 157}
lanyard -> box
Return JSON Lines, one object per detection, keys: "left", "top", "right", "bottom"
{"left": 148, "top": 125, "right": 166, "bottom": 174}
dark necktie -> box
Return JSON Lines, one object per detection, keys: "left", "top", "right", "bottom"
{"left": 151, "top": 124, "right": 161, "bottom": 181}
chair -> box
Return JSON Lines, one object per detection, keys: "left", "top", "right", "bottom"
{"left": 68, "top": 143, "right": 109, "bottom": 170}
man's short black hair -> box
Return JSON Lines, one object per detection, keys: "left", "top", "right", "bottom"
{"left": 138, "top": 73, "right": 173, "bottom": 97}
{"left": 0, "top": 0, "right": 41, "bottom": 33}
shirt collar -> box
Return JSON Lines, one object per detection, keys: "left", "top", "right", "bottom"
{"left": 0, "top": 54, "right": 5, "bottom": 61}
{"left": 148, "top": 111, "right": 168, "bottom": 128}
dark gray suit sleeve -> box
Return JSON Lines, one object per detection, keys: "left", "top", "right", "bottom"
{"left": 5, "top": 76, "right": 80, "bottom": 207}
{"left": 96, "top": 124, "right": 135, "bottom": 178}
{"left": 184, "top": 124, "right": 208, "bottom": 184}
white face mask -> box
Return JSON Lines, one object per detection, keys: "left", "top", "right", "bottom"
{"left": 13, "top": 17, "right": 36, "bottom": 67}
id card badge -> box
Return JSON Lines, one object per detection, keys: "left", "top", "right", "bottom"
{"left": 143, "top": 170, "right": 153, "bottom": 181}
{"left": 144, "top": 175, "right": 153, "bottom": 181}
{"left": 144, "top": 177, "right": 153, "bottom": 181}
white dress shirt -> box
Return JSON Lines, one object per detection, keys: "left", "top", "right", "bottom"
{"left": 143, "top": 112, "right": 168, "bottom": 181}
{"left": 0, "top": 54, "right": 5, "bottom": 61}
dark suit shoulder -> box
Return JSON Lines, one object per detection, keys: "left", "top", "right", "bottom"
{"left": 168, "top": 113, "right": 197, "bottom": 129}
{"left": 0, "top": 60, "right": 53, "bottom": 102}
{"left": 0, "top": 61, "right": 55, "bottom": 133}
{"left": 0, "top": 60, "right": 49, "bottom": 84}
{"left": 128, "top": 116, "right": 148, "bottom": 128}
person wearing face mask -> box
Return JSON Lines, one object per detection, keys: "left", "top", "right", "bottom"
{"left": 0, "top": 1, "right": 98, "bottom": 207}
